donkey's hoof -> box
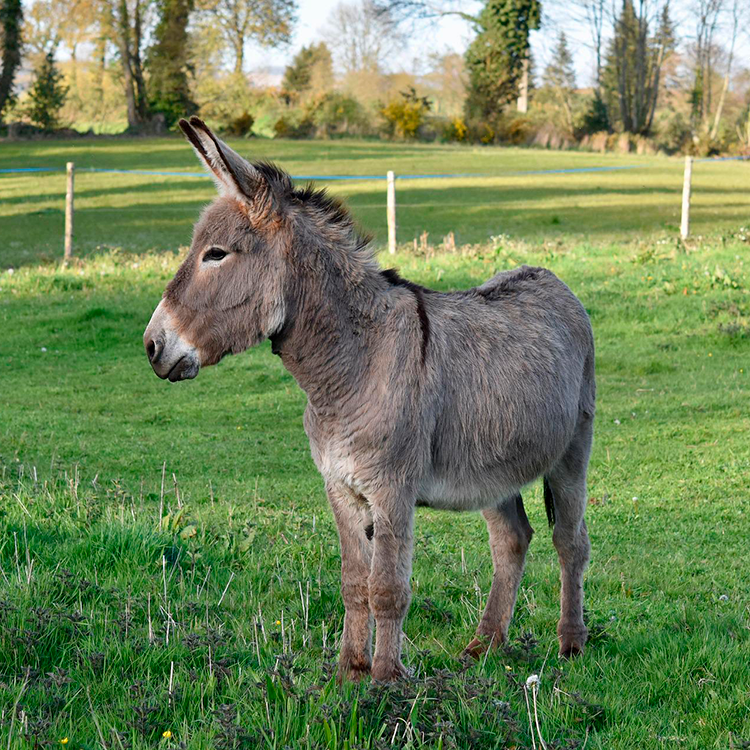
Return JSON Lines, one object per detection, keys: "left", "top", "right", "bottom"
{"left": 336, "top": 655, "right": 371, "bottom": 684}
{"left": 559, "top": 645, "right": 583, "bottom": 659}
{"left": 462, "top": 636, "right": 495, "bottom": 660}
{"left": 462, "top": 632, "right": 504, "bottom": 660}
{"left": 371, "top": 660, "right": 409, "bottom": 683}
{"left": 462, "top": 637, "right": 486, "bottom": 660}
{"left": 558, "top": 629, "right": 588, "bottom": 659}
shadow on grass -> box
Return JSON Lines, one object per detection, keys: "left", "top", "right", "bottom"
{"left": 4, "top": 177, "right": 747, "bottom": 268}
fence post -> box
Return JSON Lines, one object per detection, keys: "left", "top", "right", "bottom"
{"left": 680, "top": 155, "right": 692, "bottom": 240}
{"left": 387, "top": 170, "right": 396, "bottom": 255}
{"left": 64, "top": 161, "right": 75, "bottom": 262}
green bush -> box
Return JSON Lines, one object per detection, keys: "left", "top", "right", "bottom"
{"left": 441, "top": 117, "right": 468, "bottom": 143}
{"left": 273, "top": 111, "right": 314, "bottom": 139}
{"left": 497, "top": 114, "right": 533, "bottom": 145}
{"left": 466, "top": 119, "right": 497, "bottom": 144}
{"left": 224, "top": 111, "right": 255, "bottom": 137}
{"left": 312, "top": 93, "right": 367, "bottom": 137}
{"left": 381, "top": 87, "right": 431, "bottom": 140}
{"left": 196, "top": 74, "right": 271, "bottom": 134}
{"left": 653, "top": 110, "right": 691, "bottom": 154}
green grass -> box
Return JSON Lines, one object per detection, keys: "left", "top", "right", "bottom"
{"left": 1, "top": 136, "right": 749, "bottom": 268}
{"left": 1, "top": 138, "right": 749, "bottom": 748}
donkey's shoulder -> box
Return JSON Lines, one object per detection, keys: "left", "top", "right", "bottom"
{"left": 472, "top": 265, "right": 562, "bottom": 302}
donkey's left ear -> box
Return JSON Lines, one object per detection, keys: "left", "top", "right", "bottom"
{"left": 179, "top": 117, "right": 266, "bottom": 205}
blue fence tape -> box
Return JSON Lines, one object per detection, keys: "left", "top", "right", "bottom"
{"left": 0, "top": 167, "right": 61, "bottom": 173}
{"left": 1, "top": 155, "right": 747, "bottom": 180}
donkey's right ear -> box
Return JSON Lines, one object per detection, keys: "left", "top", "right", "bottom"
{"left": 179, "top": 117, "right": 266, "bottom": 205}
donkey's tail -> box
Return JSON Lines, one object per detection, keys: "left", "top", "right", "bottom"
{"left": 543, "top": 476, "right": 556, "bottom": 527}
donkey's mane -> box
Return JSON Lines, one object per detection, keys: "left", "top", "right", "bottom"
{"left": 252, "top": 159, "right": 374, "bottom": 265}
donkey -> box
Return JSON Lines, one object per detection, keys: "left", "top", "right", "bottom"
{"left": 144, "top": 117, "right": 596, "bottom": 683}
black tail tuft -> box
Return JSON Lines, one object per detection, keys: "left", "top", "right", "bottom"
{"left": 543, "top": 476, "right": 556, "bottom": 527}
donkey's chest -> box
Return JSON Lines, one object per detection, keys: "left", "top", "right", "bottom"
{"left": 304, "top": 419, "right": 370, "bottom": 492}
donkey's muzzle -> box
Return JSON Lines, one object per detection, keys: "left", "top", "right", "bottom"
{"left": 144, "top": 300, "right": 201, "bottom": 382}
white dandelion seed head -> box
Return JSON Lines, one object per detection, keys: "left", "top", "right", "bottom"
{"left": 526, "top": 674, "right": 540, "bottom": 689}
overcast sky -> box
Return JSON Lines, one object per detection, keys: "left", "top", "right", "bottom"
{"left": 245, "top": 0, "right": 750, "bottom": 89}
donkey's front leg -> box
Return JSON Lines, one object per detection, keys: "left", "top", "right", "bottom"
{"left": 368, "top": 492, "right": 415, "bottom": 682}
{"left": 327, "top": 483, "right": 374, "bottom": 683}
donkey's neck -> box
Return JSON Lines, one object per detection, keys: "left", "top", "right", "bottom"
{"left": 269, "top": 246, "right": 387, "bottom": 415}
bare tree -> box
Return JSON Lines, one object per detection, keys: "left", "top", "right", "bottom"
{"left": 708, "top": 0, "right": 742, "bottom": 139}
{"left": 547, "top": 0, "right": 610, "bottom": 90}
{"left": 603, "top": 0, "right": 674, "bottom": 135}
{"left": 690, "top": 0, "right": 724, "bottom": 127}
{"left": 373, "top": 0, "right": 480, "bottom": 25}
{"left": 105, "top": 0, "right": 151, "bottom": 127}
{"left": 324, "top": 0, "right": 401, "bottom": 74}
{"left": 422, "top": 50, "right": 466, "bottom": 116}
{"left": 200, "top": 0, "right": 296, "bottom": 75}
{"left": 584, "top": 0, "right": 608, "bottom": 88}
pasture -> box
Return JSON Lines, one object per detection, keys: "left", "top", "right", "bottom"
{"left": 2, "top": 136, "right": 750, "bottom": 268}
{"left": 1, "top": 137, "right": 749, "bottom": 749}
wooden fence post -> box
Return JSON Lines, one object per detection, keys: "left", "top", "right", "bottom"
{"left": 64, "top": 162, "right": 75, "bottom": 262}
{"left": 680, "top": 155, "right": 692, "bottom": 240}
{"left": 387, "top": 170, "right": 396, "bottom": 255}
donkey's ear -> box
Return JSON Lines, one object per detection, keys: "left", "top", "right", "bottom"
{"left": 179, "top": 117, "right": 264, "bottom": 203}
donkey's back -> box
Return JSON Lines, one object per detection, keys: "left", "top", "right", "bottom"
{"left": 417, "top": 265, "right": 595, "bottom": 512}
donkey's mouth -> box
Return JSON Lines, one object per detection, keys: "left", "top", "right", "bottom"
{"left": 166, "top": 354, "right": 200, "bottom": 382}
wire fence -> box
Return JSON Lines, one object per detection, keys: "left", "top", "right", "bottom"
{"left": 1, "top": 154, "right": 747, "bottom": 180}
{"left": 1, "top": 154, "right": 748, "bottom": 260}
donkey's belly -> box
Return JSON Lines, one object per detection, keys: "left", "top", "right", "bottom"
{"left": 417, "top": 470, "right": 521, "bottom": 512}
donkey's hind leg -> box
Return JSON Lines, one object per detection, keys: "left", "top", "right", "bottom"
{"left": 464, "top": 494, "right": 534, "bottom": 659}
{"left": 546, "top": 414, "right": 593, "bottom": 657}
{"left": 326, "top": 482, "right": 374, "bottom": 682}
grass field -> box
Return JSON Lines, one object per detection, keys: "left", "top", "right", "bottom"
{"left": 1, "top": 137, "right": 749, "bottom": 268}
{"left": 1, "top": 137, "right": 749, "bottom": 749}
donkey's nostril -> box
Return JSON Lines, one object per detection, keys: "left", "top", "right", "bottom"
{"left": 146, "top": 338, "right": 162, "bottom": 364}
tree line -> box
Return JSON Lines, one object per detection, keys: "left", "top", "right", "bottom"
{"left": 0, "top": 0, "right": 748, "bottom": 153}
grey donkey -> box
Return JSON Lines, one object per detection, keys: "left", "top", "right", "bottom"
{"left": 144, "top": 117, "right": 596, "bottom": 683}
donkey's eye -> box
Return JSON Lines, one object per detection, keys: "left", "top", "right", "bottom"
{"left": 203, "top": 247, "right": 227, "bottom": 263}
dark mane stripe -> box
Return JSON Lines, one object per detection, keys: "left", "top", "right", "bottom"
{"left": 381, "top": 269, "right": 431, "bottom": 365}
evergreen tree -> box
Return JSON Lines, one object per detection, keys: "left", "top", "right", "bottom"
{"left": 543, "top": 31, "right": 576, "bottom": 91}
{"left": 463, "top": 0, "right": 541, "bottom": 121}
{"left": 281, "top": 42, "right": 332, "bottom": 102}
{"left": 147, "top": 0, "right": 196, "bottom": 126}
{"left": 601, "top": 0, "right": 674, "bottom": 134}
{"left": 0, "top": 0, "right": 23, "bottom": 119}
{"left": 26, "top": 50, "right": 68, "bottom": 130}
{"left": 543, "top": 31, "right": 577, "bottom": 132}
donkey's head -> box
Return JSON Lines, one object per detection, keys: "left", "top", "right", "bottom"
{"left": 144, "top": 117, "right": 291, "bottom": 382}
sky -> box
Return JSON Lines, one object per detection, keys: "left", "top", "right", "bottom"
{"left": 244, "top": 0, "right": 750, "bottom": 90}
{"left": 243, "top": 0, "right": 476, "bottom": 77}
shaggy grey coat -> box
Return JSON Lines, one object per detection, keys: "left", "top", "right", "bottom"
{"left": 144, "top": 117, "right": 596, "bottom": 683}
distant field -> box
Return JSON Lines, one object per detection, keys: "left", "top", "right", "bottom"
{"left": 1, "top": 136, "right": 749, "bottom": 268}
